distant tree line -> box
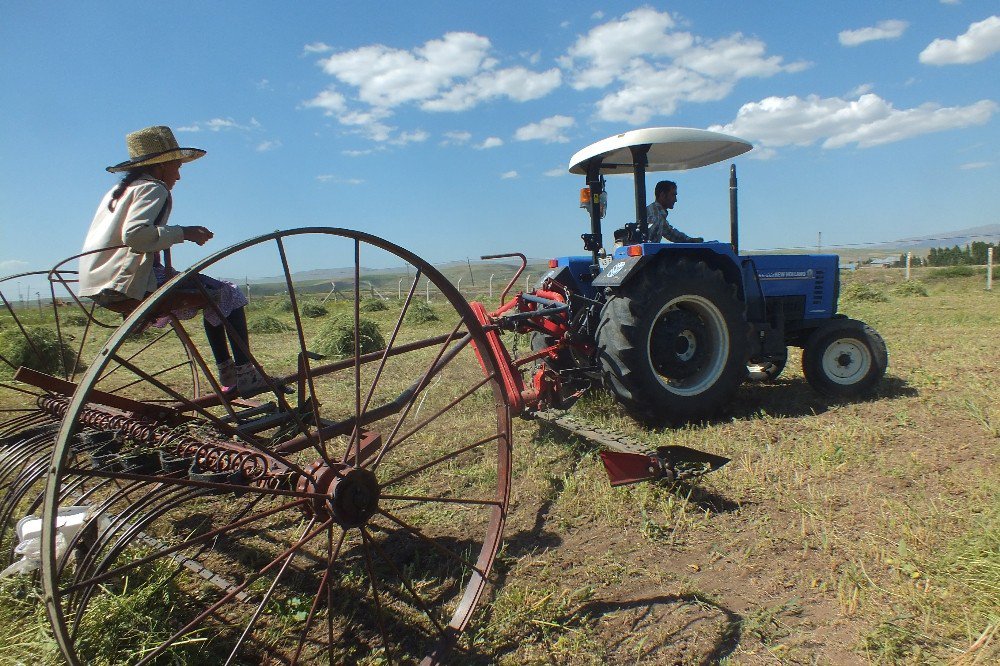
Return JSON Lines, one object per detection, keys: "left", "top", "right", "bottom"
{"left": 925, "top": 241, "right": 997, "bottom": 267}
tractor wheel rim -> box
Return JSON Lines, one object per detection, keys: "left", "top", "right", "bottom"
{"left": 648, "top": 295, "right": 729, "bottom": 396}
{"left": 821, "top": 338, "right": 871, "bottom": 384}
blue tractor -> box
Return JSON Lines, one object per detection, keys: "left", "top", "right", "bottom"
{"left": 528, "top": 127, "right": 888, "bottom": 424}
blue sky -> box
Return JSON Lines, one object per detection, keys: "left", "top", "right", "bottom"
{"left": 1, "top": 1, "right": 998, "bottom": 281}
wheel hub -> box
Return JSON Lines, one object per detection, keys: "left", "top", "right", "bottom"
{"left": 298, "top": 461, "right": 380, "bottom": 527}
{"left": 650, "top": 309, "right": 708, "bottom": 379}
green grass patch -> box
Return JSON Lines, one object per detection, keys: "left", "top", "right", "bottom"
{"left": 247, "top": 314, "right": 291, "bottom": 334}
{"left": 841, "top": 282, "right": 889, "bottom": 303}
{"left": 0, "top": 325, "right": 81, "bottom": 377}
{"left": 892, "top": 280, "right": 928, "bottom": 297}
{"left": 405, "top": 300, "right": 439, "bottom": 324}
{"left": 313, "top": 314, "right": 385, "bottom": 357}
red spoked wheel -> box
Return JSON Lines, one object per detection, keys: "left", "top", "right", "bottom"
{"left": 40, "top": 228, "right": 513, "bottom": 665}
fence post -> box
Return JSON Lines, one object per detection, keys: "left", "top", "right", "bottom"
{"left": 425, "top": 279, "right": 430, "bottom": 303}
{"left": 905, "top": 252, "right": 911, "bottom": 281}
{"left": 525, "top": 274, "right": 532, "bottom": 293}
{"left": 489, "top": 274, "right": 494, "bottom": 299}
{"left": 988, "top": 247, "right": 994, "bottom": 291}
{"left": 457, "top": 277, "right": 463, "bottom": 294}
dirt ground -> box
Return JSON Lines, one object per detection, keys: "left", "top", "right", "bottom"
{"left": 462, "top": 324, "right": 999, "bottom": 666}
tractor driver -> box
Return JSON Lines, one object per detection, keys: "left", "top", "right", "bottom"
{"left": 646, "top": 180, "right": 703, "bottom": 243}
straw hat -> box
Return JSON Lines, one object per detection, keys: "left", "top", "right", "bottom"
{"left": 106, "top": 125, "right": 206, "bottom": 173}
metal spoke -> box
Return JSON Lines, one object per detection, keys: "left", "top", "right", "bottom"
{"left": 223, "top": 518, "right": 315, "bottom": 666}
{"left": 380, "top": 433, "right": 503, "bottom": 489}
{"left": 290, "top": 526, "right": 347, "bottom": 665}
{"left": 133, "top": 517, "right": 334, "bottom": 666}
{"left": 377, "top": 508, "right": 488, "bottom": 579}
{"left": 59, "top": 498, "right": 307, "bottom": 595}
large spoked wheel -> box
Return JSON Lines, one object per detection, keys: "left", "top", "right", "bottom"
{"left": 0, "top": 267, "right": 202, "bottom": 570}
{"left": 40, "top": 228, "right": 512, "bottom": 665}
{"left": 802, "top": 319, "right": 887, "bottom": 398}
{"left": 596, "top": 258, "right": 748, "bottom": 424}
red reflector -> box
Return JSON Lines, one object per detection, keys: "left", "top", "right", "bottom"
{"left": 548, "top": 259, "right": 558, "bottom": 268}
{"left": 626, "top": 245, "right": 642, "bottom": 257}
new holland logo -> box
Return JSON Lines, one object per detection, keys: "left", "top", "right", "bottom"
{"left": 759, "top": 269, "right": 814, "bottom": 280}
{"left": 605, "top": 261, "right": 627, "bottom": 278}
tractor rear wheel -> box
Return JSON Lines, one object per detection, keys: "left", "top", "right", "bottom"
{"left": 802, "top": 319, "right": 887, "bottom": 398}
{"left": 596, "top": 258, "right": 748, "bottom": 424}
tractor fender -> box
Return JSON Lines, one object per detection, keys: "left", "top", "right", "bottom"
{"left": 591, "top": 255, "right": 651, "bottom": 287}
{"left": 594, "top": 244, "right": 743, "bottom": 292}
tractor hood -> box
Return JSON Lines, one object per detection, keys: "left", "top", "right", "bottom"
{"left": 568, "top": 127, "right": 752, "bottom": 175}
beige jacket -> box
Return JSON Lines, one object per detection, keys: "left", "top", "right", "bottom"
{"left": 79, "top": 176, "right": 185, "bottom": 300}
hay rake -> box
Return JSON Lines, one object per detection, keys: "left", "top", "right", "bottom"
{"left": 0, "top": 227, "right": 724, "bottom": 664}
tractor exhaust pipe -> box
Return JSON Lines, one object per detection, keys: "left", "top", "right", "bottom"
{"left": 729, "top": 164, "right": 739, "bottom": 256}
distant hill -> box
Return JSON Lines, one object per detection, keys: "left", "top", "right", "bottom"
{"left": 877, "top": 224, "right": 1000, "bottom": 251}
{"left": 232, "top": 224, "right": 998, "bottom": 288}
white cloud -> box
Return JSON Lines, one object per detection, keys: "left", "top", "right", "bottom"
{"left": 0, "top": 259, "right": 29, "bottom": 272}
{"left": 342, "top": 149, "right": 375, "bottom": 157}
{"left": 515, "top": 115, "right": 575, "bottom": 143}
{"left": 920, "top": 15, "right": 1000, "bottom": 65}
{"left": 255, "top": 140, "right": 281, "bottom": 152}
{"left": 848, "top": 83, "right": 875, "bottom": 97}
{"left": 959, "top": 161, "right": 992, "bottom": 170}
{"left": 304, "top": 42, "right": 333, "bottom": 54}
{"left": 543, "top": 167, "right": 567, "bottom": 177}
{"left": 441, "top": 130, "right": 472, "bottom": 146}
{"left": 178, "top": 118, "right": 260, "bottom": 133}
{"left": 559, "top": 8, "right": 808, "bottom": 123}
{"left": 318, "top": 32, "right": 490, "bottom": 108}
{"left": 390, "top": 130, "right": 429, "bottom": 145}
{"left": 838, "top": 20, "right": 909, "bottom": 47}
{"left": 420, "top": 67, "right": 561, "bottom": 112}
{"left": 316, "top": 174, "right": 364, "bottom": 184}
{"left": 303, "top": 88, "right": 347, "bottom": 114}
{"left": 500, "top": 170, "right": 518, "bottom": 179}
{"left": 591, "top": 11, "right": 604, "bottom": 20}
{"left": 477, "top": 137, "right": 503, "bottom": 149}
{"left": 306, "top": 31, "right": 564, "bottom": 142}
{"left": 710, "top": 93, "right": 998, "bottom": 150}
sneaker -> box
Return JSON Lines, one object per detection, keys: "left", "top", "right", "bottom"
{"left": 235, "top": 362, "right": 270, "bottom": 398}
{"left": 217, "top": 359, "right": 237, "bottom": 388}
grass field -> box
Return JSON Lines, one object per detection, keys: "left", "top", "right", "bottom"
{"left": 0, "top": 264, "right": 997, "bottom": 664}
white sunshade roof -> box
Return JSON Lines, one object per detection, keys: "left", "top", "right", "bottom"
{"left": 568, "top": 127, "right": 752, "bottom": 175}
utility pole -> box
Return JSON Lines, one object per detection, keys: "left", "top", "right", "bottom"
{"left": 466, "top": 257, "right": 475, "bottom": 286}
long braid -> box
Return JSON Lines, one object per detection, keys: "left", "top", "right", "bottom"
{"left": 108, "top": 168, "right": 154, "bottom": 212}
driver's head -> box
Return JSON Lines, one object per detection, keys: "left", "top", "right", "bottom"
{"left": 654, "top": 180, "right": 677, "bottom": 209}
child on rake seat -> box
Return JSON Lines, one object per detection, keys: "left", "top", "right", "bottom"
{"left": 79, "top": 125, "right": 269, "bottom": 397}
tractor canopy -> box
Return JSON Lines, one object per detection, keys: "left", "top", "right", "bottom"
{"left": 568, "top": 127, "right": 752, "bottom": 175}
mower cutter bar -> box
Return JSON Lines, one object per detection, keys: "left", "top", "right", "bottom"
{"left": 532, "top": 411, "right": 729, "bottom": 486}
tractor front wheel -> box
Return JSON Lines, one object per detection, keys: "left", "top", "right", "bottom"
{"left": 596, "top": 258, "right": 748, "bottom": 424}
{"left": 802, "top": 319, "right": 887, "bottom": 398}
